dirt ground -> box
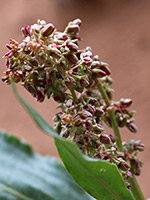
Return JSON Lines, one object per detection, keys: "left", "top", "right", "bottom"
{"left": 0, "top": 0, "right": 150, "bottom": 198}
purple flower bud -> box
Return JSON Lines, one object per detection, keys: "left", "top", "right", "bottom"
{"left": 80, "top": 77, "right": 89, "bottom": 88}
{"left": 66, "top": 54, "right": 79, "bottom": 64}
{"left": 120, "top": 98, "right": 133, "bottom": 108}
{"left": 133, "top": 140, "right": 145, "bottom": 151}
{"left": 65, "top": 76, "right": 76, "bottom": 88}
{"left": 72, "top": 19, "right": 82, "bottom": 26}
{"left": 42, "top": 23, "right": 55, "bottom": 37}
{"left": 25, "top": 82, "right": 36, "bottom": 96}
{"left": 86, "top": 104, "right": 96, "bottom": 114}
{"left": 46, "top": 71, "right": 55, "bottom": 84}
{"left": 53, "top": 92, "right": 65, "bottom": 103}
{"left": 67, "top": 24, "right": 80, "bottom": 35}
{"left": 21, "top": 25, "right": 30, "bottom": 37}
{"left": 36, "top": 87, "right": 45, "bottom": 102}
{"left": 5, "top": 44, "right": 12, "bottom": 50}
{"left": 88, "top": 97, "right": 97, "bottom": 105}
{"left": 93, "top": 124, "right": 104, "bottom": 133}
{"left": 130, "top": 158, "right": 141, "bottom": 176}
{"left": 23, "top": 65, "right": 32, "bottom": 72}
{"left": 118, "top": 161, "right": 130, "bottom": 171}
{"left": 80, "top": 109, "right": 92, "bottom": 119}
{"left": 127, "top": 122, "right": 137, "bottom": 133}
{"left": 100, "top": 65, "right": 111, "bottom": 75}
{"left": 95, "top": 108, "right": 104, "bottom": 117}
{"left": 50, "top": 48, "right": 62, "bottom": 59}
{"left": 85, "top": 120, "right": 93, "bottom": 130}
{"left": 73, "top": 118, "right": 83, "bottom": 127}
{"left": 92, "top": 68, "right": 107, "bottom": 77}
{"left": 91, "top": 61, "right": 101, "bottom": 69}
{"left": 66, "top": 42, "right": 79, "bottom": 52}
{"left": 100, "top": 133, "right": 111, "bottom": 144}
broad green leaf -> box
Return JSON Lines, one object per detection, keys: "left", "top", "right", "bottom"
{"left": 0, "top": 130, "right": 95, "bottom": 200}
{"left": 11, "top": 83, "right": 134, "bottom": 200}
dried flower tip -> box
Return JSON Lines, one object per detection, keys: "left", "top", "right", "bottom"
{"left": 61, "top": 113, "right": 72, "bottom": 123}
{"left": 42, "top": 23, "right": 55, "bottom": 37}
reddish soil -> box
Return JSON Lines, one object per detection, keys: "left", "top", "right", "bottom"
{"left": 0, "top": 0, "right": 150, "bottom": 198}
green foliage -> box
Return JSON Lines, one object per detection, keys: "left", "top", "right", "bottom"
{"left": 11, "top": 83, "right": 134, "bottom": 200}
{"left": 0, "top": 130, "right": 94, "bottom": 200}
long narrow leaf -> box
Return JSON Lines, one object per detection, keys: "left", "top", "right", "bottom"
{"left": 11, "top": 83, "right": 134, "bottom": 200}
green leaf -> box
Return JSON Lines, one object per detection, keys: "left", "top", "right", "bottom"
{"left": 11, "top": 82, "right": 134, "bottom": 200}
{"left": 0, "top": 130, "right": 94, "bottom": 200}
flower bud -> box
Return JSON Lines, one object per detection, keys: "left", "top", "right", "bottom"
{"left": 72, "top": 19, "right": 82, "bottom": 26}
{"left": 79, "top": 77, "right": 89, "bottom": 88}
{"left": 118, "top": 161, "right": 130, "bottom": 171}
{"left": 23, "top": 65, "right": 32, "bottom": 72}
{"left": 100, "top": 65, "right": 111, "bottom": 75}
{"left": 100, "top": 133, "right": 111, "bottom": 144}
{"left": 80, "top": 109, "right": 92, "bottom": 119}
{"left": 66, "top": 42, "right": 79, "bottom": 52}
{"left": 91, "top": 61, "right": 101, "bottom": 69}
{"left": 120, "top": 98, "right": 133, "bottom": 108}
{"left": 42, "top": 23, "right": 55, "bottom": 37}
{"left": 130, "top": 158, "right": 141, "bottom": 176}
{"left": 95, "top": 108, "right": 104, "bottom": 117}
{"left": 127, "top": 122, "right": 137, "bottom": 133}
{"left": 93, "top": 124, "right": 104, "bottom": 133}
{"left": 53, "top": 92, "right": 65, "bottom": 103}
{"left": 73, "top": 118, "right": 83, "bottom": 127}
{"left": 88, "top": 97, "right": 97, "bottom": 105}
{"left": 21, "top": 25, "right": 30, "bottom": 37}
{"left": 66, "top": 54, "right": 79, "bottom": 64}
{"left": 88, "top": 104, "right": 96, "bottom": 114}
{"left": 67, "top": 24, "right": 80, "bottom": 35}
{"left": 92, "top": 68, "right": 107, "bottom": 77}
{"left": 85, "top": 120, "right": 93, "bottom": 130}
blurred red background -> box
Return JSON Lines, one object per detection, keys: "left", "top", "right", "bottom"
{"left": 0, "top": 0, "right": 150, "bottom": 198}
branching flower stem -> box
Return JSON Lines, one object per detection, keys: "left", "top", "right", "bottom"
{"left": 68, "top": 87, "right": 78, "bottom": 104}
{"left": 94, "top": 78, "right": 123, "bottom": 152}
{"left": 94, "top": 78, "right": 146, "bottom": 200}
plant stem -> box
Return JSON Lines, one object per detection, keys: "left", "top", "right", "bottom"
{"left": 68, "top": 87, "right": 78, "bottom": 104}
{"left": 129, "top": 175, "right": 146, "bottom": 200}
{"left": 94, "top": 78, "right": 123, "bottom": 152}
{"left": 94, "top": 78, "right": 146, "bottom": 200}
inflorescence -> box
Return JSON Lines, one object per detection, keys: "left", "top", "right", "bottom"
{"left": 2, "top": 19, "right": 145, "bottom": 188}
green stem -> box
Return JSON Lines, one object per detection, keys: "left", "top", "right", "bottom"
{"left": 129, "top": 176, "right": 146, "bottom": 200}
{"left": 94, "top": 78, "right": 145, "bottom": 200}
{"left": 94, "top": 78, "right": 123, "bottom": 152}
{"left": 68, "top": 87, "right": 78, "bottom": 104}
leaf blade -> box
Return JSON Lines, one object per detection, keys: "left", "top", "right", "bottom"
{"left": 0, "top": 130, "right": 94, "bottom": 200}
{"left": 11, "top": 83, "right": 134, "bottom": 200}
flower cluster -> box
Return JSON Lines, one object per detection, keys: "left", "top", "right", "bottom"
{"left": 2, "top": 19, "right": 144, "bottom": 188}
